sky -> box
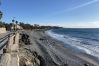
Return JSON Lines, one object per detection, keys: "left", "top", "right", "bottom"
{"left": 0, "top": 0, "right": 99, "bottom": 28}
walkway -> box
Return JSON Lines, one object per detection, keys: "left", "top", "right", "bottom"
{"left": 0, "top": 33, "right": 19, "bottom": 66}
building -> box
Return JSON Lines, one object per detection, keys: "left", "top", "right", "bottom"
{"left": 0, "top": 28, "right": 6, "bottom": 34}
{"left": 11, "top": 24, "right": 23, "bottom": 30}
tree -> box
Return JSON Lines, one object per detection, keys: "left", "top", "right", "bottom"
{"left": 0, "top": 21, "right": 4, "bottom": 27}
{"left": 0, "top": 11, "right": 2, "bottom": 20}
{"left": 12, "top": 19, "right": 15, "bottom": 23}
{"left": 0, "top": 0, "right": 3, "bottom": 20}
{"left": 16, "top": 21, "right": 18, "bottom": 24}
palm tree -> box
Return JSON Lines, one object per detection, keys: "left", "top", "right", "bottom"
{"left": 0, "top": 0, "right": 3, "bottom": 20}
{"left": 15, "top": 21, "right": 19, "bottom": 30}
{"left": 16, "top": 21, "right": 18, "bottom": 25}
{"left": 12, "top": 19, "right": 15, "bottom": 23}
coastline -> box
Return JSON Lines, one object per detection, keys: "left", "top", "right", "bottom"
{"left": 46, "top": 29, "right": 99, "bottom": 59}
{"left": 22, "top": 30, "right": 99, "bottom": 66}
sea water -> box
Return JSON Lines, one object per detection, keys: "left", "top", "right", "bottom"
{"left": 47, "top": 28, "right": 99, "bottom": 59}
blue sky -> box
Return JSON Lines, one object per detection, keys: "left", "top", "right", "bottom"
{"left": 1, "top": 0, "right": 99, "bottom": 28}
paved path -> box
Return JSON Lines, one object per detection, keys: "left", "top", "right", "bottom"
{"left": 0, "top": 33, "right": 19, "bottom": 66}
{"left": 0, "top": 32, "right": 10, "bottom": 39}
{"left": 0, "top": 32, "right": 11, "bottom": 55}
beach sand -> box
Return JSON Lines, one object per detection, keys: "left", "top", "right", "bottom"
{"left": 21, "top": 30, "right": 99, "bottom": 66}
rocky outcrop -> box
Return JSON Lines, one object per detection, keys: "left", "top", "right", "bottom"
{"left": 19, "top": 33, "right": 41, "bottom": 66}
{"left": 19, "top": 48, "right": 40, "bottom": 66}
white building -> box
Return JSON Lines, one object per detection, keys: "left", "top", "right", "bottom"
{"left": 11, "top": 24, "right": 23, "bottom": 30}
{"left": 0, "top": 28, "right": 6, "bottom": 34}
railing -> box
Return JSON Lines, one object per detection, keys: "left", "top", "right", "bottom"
{"left": 0, "top": 32, "right": 20, "bottom": 66}
{"left": 0, "top": 32, "right": 14, "bottom": 51}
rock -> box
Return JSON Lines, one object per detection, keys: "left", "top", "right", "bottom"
{"left": 3, "top": 48, "right": 7, "bottom": 53}
{"left": 21, "top": 34, "right": 31, "bottom": 45}
{"left": 19, "top": 48, "right": 40, "bottom": 66}
{"left": 83, "top": 64, "right": 89, "bottom": 66}
{"left": 59, "top": 64, "right": 68, "bottom": 66}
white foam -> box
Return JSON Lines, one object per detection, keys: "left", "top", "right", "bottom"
{"left": 46, "top": 30, "right": 99, "bottom": 59}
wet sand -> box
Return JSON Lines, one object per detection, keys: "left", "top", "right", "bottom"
{"left": 22, "top": 30, "right": 99, "bottom": 66}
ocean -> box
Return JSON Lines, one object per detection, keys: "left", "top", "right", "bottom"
{"left": 47, "top": 28, "right": 99, "bottom": 59}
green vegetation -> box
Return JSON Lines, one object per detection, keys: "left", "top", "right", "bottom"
{"left": 0, "top": 21, "right": 60, "bottom": 30}
{"left": 0, "top": 11, "right": 3, "bottom": 20}
{"left": 19, "top": 22, "right": 33, "bottom": 30}
{"left": 0, "top": 21, "right": 4, "bottom": 27}
{"left": 0, "top": 21, "right": 12, "bottom": 30}
{"left": 19, "top": 22, "right": 60, "bottom": 30}
{"left": 0, "top": 1, "right": 60, "bottom": 30}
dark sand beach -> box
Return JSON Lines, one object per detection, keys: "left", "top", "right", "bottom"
{"left": 20, "top": 30, "right": 99, "bottom": 66}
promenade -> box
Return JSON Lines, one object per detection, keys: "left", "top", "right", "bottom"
{"left": 0, "top": 32, "right": 19, "bottom": 66}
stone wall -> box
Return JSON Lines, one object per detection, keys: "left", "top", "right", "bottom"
{"left": 0, "top": 28, "right": 6, "bottom": 34}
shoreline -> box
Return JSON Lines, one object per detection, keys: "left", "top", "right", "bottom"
{"left": 46, "top": 30, "right": 99, "bottom": 59}
{"left": 45, "top": 30, "right": 99, "bottom": 65}
{"left": 22, "top": 30, "right": 99, "bottom": 66}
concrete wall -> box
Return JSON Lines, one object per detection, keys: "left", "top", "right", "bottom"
{"left": 0, "top": 28, "right": 6, "bottom": 34}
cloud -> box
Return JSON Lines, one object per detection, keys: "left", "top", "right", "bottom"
{"left": 32, "top": 21, "right": 99, "bottom": 28}
{"left": 61, "top": 21, "right": 99, "bottom": 28}
{"left": 53, "top": 0, "right": 99, "bottom": 15}
{"left": 67, "top": 0, "right": 99, "bottom": 11}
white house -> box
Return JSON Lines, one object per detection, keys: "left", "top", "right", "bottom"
{"left": 11, "top": 24, "right": 23, "bottom": 30}
{"left": 0, "top": 27, "right": 6, "bottom": 34}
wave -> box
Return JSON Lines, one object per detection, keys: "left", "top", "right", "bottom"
{"left": 46, "top": 30, "right": 99, "bottom": 59}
